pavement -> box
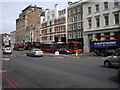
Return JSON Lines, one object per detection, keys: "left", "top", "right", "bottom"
{"left": 44, "top": 52, "right": 104, "bottom": 59}
{"left": 12, "top": 50, "right": 105, "bottom": 60}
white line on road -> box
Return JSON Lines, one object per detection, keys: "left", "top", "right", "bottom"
{"left": 53, "top": 57, "right": 64, "bottom": 59}
{"left": 0, "top": 70, "right": 7, "bottom": 72}
{"left": 2, "top": 58, "right": 10, "bottom": 61}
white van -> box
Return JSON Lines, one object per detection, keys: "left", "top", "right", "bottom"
{"left": 3, "top": 47, "right": 12, "bottom": 54}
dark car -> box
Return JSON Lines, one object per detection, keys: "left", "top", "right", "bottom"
{"left": 58, "top": 48, "right": 73, "bottom": 54}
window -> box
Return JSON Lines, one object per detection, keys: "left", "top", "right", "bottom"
{"left": 73, "top": 24, "right": 76, "bottom": 30}
{"left": 88, "top": 7, "right": 91, "bottom": 14}
{"left": 63, "top": 9, "right": 66, "bottom": 14}
{"left": 50, "top": 36, "right": 52, "bottom": 40}
{"left": 104, "top": 2, "right": 108, "bottom": 10}
{"left": 88, "top": 18, "right": 92, "bottom": 28}
{"left": 77, "top": 14, "right": 81, "bottom": 21}
{"left": 114, "top": 1, "right": 119, "bottom": 7}
{"left": 114, "top": 13, "right": 119, "bottom": 24}
{"left": 95, "top": 4, "right": 99, "bottom": 12}
{"left": 62, "top": 18, "right": 64, "bottom": 23}
{"left": 78, "top": 32, "right": 81, "bottom": 38}
{"left": 114, "top": 49, "right": 120, "bottom": 56}
{"left": 73, "top": 16, "right": 76, "bottom": 22}
{"left": 73, "top": 8, "right": 75, "bottom": 13}
{"left": 69, "top": 33, "right": 72, "bottom": 39}
{"left": 78, "top": 23, "right": 81, "bottom": 29}
{"left": 104, "top": 15, "right": 109, "bottom": 26}
{"left": 96, "top": 17, "right": 100, "bottom": 27}
{"left": 77, "top": 7, "right": 80, "bottom": 12}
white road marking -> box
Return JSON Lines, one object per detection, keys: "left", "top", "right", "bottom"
{"left": 0, "top": 70, "right": 7, "bottom": 72}
{"left": 53, "top": 57, "right": 64, "bottom": 58}
{"left": 2, "top": 58, "right": 10, "bottom": 61}
{"left": 3, "top": 55, "right": 8, "bottom": 57}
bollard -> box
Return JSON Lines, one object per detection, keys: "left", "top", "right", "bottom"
{"left": 75, "top": 52, "right": 79, "bottom": 56}
{"left": 55, "top": 51, "right": 59, "bottom": 56}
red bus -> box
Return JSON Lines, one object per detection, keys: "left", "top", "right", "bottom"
{"left": 41, "top": 41, "right": 83, "bottom": 53}
{"left": 14, "top": 43, "right": 24, "bottom": 51}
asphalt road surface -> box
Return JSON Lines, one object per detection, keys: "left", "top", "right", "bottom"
{"left": 2, "top": 51, "right": 120, "bottom": 89}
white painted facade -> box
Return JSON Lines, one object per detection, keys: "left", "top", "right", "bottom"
{"left": 41, "top": 4, "right": 67, "bottom": 43}
{"left": 82, "top": 0, "right": 120, "bottom": 53}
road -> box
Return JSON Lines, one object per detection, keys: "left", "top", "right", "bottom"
{"left": 2, "top": 50, "right": 120, "bottom": 89}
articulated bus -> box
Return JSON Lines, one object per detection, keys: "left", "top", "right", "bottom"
{"left": 41, "top": 41, "right": 83, "bottom": 53}
{"left": 13, "top": 41, "right": 83, "bottom": 53}
{"left": 14, "top": 43, "right": 24, "bottom": 51}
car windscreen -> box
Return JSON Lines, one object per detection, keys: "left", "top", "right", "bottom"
{"left": 33, "top": 49, "right": 41, "bottom": 51}
{"left": 5, "top": 48, "right": 11, "bottom": 50}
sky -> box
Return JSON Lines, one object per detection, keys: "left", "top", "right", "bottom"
{"left": 1, "top": 0, "right": 79, "bottom": 34}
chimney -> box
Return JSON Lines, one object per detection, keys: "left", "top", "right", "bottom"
{"left": 54, "top": 4, "right": 58, "bottom": 9}
{"left": 68, "top": 1, "right": 72, "bottom": 5}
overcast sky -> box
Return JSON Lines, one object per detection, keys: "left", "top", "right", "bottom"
{"left": 1, "top": 0, "right": 79, "bottom": 34}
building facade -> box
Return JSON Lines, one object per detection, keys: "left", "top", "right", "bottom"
{"left": 10, "top": 31, "right": 16, "bottom": 49}
{"left": 16, "top": 5, "right": 43, "bottom": 43}
{"left": 2, "top": 33, "right": 11, "bottom": 47}
{"left": 67, "top": 1, "right": 83, "bottom": 42}
{"left": 41, "top": 4, "right": 67, "bottom": 43}
{"left": 83, "top": 0, "right": 120, "bottom": 53}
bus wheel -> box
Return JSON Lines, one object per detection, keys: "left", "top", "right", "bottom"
{"left": 94, "top": 50, "right": 100, "bottom": 56}
{"left": 101, "top": 51, "right": 107, "bottom": 57}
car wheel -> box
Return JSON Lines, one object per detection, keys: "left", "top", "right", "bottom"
{"left": 104, "top": 61, "right": 111, "bottom": 68}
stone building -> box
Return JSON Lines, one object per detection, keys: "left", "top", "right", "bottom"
{"left": 82, "top": 0, "right": 120, "bottom": 53}
{"left": 67, "top": 1, "right": 83, "bottom": 42}
{"left": 10, "top": 31, "right": 16, "bottom": 49}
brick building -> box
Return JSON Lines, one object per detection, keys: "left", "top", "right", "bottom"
{"left": 16, "top": 5, "right": 43, "bottom": 43}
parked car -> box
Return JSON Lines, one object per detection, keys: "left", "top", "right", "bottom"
{"left": 26, "top": 48, "right": 43, "bottom": 57}
{"left": 104, "top": 48, "right": 120, "bottom": 68}
{"left": 58, "top": 48, "right": 73, "bottom": 54}
{"left": 3, "top": 47, "right": 12, "bottom": 54}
